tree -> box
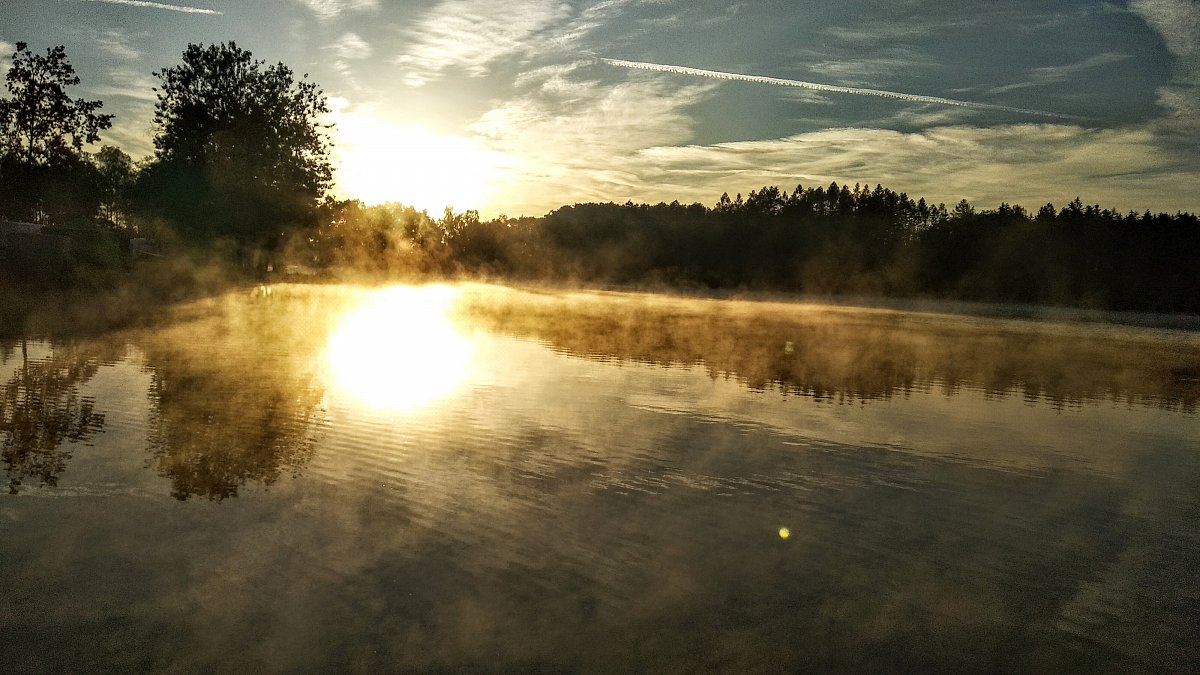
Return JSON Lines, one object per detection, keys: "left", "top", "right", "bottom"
{"left": 92, "top": 145, "right": 136, "bottom": 229}
{"left": 0, "top": 42, "right": 112, "bottom": 165}
{"left": 951, "top": 198, "right": 975, "bottom": 219}
{"left": 1, "top": 340, "right": 107, "bottom": 493}
{"left": 138, "top": 42, "right": 333, "bottom": 252}
{"left": 0, "top": 42, "right": 111, "bottom": 223}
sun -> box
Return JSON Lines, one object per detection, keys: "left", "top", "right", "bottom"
{"left": 324, "top": 286, "right": 477, "bottom": 413}
{"left": 332, "top": 111, "right": 505, "bottom": 214}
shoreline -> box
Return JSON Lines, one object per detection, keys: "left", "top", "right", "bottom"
{"left": 6, "top": 268, "right": 1200, "bottom": 340}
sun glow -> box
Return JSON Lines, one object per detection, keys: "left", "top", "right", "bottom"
{"left": 324, "top": 286, "right": 476, "bottom": 412}
{"left": 333, "top": 109, "right": 505, "bottom": 214}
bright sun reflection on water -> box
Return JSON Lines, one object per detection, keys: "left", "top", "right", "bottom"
{"left": 325, "top": 286, "right": 475, "bottom": 412}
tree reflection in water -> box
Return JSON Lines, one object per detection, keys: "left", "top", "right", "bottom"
{"left": 5, "top": 284, "right": 1199, "bottom": 502}
{"left": 140, "top": 288, "right": 335, "bottom": 501}
{"left": 457, "top": 286, "right": 1200, "bottom": 411}
{"left": 0, "top": 339, "right": 108, "bottom": 493}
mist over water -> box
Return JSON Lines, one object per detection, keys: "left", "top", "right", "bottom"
{"left": 2, "top": 283, "right": 1199, "bottom": 672}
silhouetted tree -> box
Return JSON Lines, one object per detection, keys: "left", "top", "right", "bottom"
{"left": 311, "top": 179, "right": 1199, "bottom": 313}
{"left": 137, "top": 42, "right": 333, "bottom": 259}
{"left": 92, "top": 145, "right": 136, "bottom": 229}
{"left": 0, "top": 42, "right": 111, "bottom": 223}
{"left": 0, "top": 42, "right": 112, "bottom": 165}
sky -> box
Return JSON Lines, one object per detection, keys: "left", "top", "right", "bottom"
{"left": 3, "top": 0, "right": 1199, "bottom": 217}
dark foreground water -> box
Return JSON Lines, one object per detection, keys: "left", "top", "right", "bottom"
{"left": 2, "top": 284, "right": 1199, "bottom": 673}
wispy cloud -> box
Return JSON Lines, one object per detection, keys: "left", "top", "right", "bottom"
{"left": 1131, "top": 0, "right": 1199, "bottom": 56}
{"left": 474, "top": 51, "right": 1200, "bottom": 217}
{"left": 328, "top": 32, "right": 372, "bottom": 60}
{"left": 823, "top": 16, "right": 976, "bottom": 47}
{"left": 985, "top": 53, "right": 1129, "bottom": 96}
{"left": 601, "top": 58, "right": 1077, "bottom": 119}
{"left": 805, "top": 50, "right": 940, "bottom": 86}
{"left": 624, "top": 125, "right": 1200, "bottom": 215}
{"left": 822, "top": 6, "right": 1125, "bottom": 47}
{"left": 324, "top": 32, "right": 373, "bottom": 90}
{"left": 697, "top": 2, "right": 745, "bottom": 28}
{"left": 95, "top": 30, "right": 144, "bottom": 60}
{"left": 394, "top": 0, "right": 571, "bottom": 87}
{"left": 94, "top": 69, "right": 159, "bottom": 101}
{"left": 0, "top": 39, "right": 13, "bottom": 78}
{"left": 78, "top": 0, "right": 221, "bottom": 15}
{"left": 1130, "top": 0, "right": 1200, "bottom": 150}
{"left": 102, "top": 109, "right": 157, "bottom": 158}
{"left": 473, "top": 65, "right": 717, "bottom": 214}
{"left": 294, "top": 0, "right": 378, "bottom": 20}
{"left": 549, "top": 0, "right": 640, "bottom": 49}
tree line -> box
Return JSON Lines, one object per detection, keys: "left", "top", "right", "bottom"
{"left": 2, "top": 41, "right": 1198, "bottom": 313}
{"left": 327, "top": 187, "right": 1199, "bottom": 313}
{"left": 1, "top": 40, "right": 330, "bottom": 269}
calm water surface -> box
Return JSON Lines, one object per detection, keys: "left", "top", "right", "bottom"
{"left": 2, "top": 283, "right": 1199, "bottom": 672}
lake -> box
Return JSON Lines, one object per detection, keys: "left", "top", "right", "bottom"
{"left": 2, "top": 283, "right": 1199, "bottom": 672}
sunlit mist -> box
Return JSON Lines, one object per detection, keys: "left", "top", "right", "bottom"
{"left": 324, "top": 286, "right": 476, "bottom": 412}
{"left": 332, "top": 110, "right": 505, "bottom": 213}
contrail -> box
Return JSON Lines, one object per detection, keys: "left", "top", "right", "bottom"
{"left": 79, "top": 0, "right": 221, "bottom": 14}
{"left": 601, "top": 57, "right": 1075, "bottom": 119}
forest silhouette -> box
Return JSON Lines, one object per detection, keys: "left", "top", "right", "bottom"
{"left": 2, "top": 41, "right": 1199, "bottom": 313}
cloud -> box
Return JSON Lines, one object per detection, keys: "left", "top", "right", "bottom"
{"left": 95, "top": 30, "right": 144, "bottom": 61}
{"left": 548, "top": 0, "right": 641, "bottom": 49}
{"left": 324, "top": 33, "right": 373, "bottom": 90}
{"left": 474, "top": 64, "right": 1200, "bottom": 218}
{"left": 622, "top": 125, "right": 1200, "bottom": 214}
{"left": 822, "top": 15, "right": 978, "bottom": 47}
{"left": 601, "top": 58, "right": 1077, "bottom": 119}
{"left": 394, "top": 0, "right": 571, "bottom": 87}
{"left": 1129, "top": 0, "right": 1200, "bottom": 150}
{"left": 0, "top": 39, "right": 14, "bottom": 76}
{"left": 294, "top": 0, "right": 378, "bottom": 20}
{"left": 471, "top": 65, "right": 717, "bottom": 214}
{"left": 1132, "top": 0, "right": 1200, "bottom": 56}
{"left": 779, "top": 89, "right": 834, "bottom": 106}
{"left": 328, "top": 32, "right": 372, "bottom": 60}
{"left": 697, "top": 2, "right": 746, "bottom": 27}
{"left": 472, "top": 57, "right": 1185, "bottom": 217}
{"left": 102, "top": 112, "right": 157, "bottom": 159}
{"left": 985, "top": 52, "right": 1130, "bottom": 96}
{"left": 78, "top": 0, "right": 221, "bottom": 15}
{"left": 805, "top": 51, "right": 940, "bottom": 86}
{"left": 94, "top": 69, "right": 159, "bottom": 101}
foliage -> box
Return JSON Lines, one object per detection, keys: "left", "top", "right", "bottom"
{"left": 0, "top": 340, "right": 106, "bottom": 493}
{"left": 311, "top": 182, "right": 1200, "bottom": 314}
{"left": 137, "top": 42, "right": 333, "bottom": 251}
{"left": 92, "top": 145, "right": 136, "bottom": 228}
{"left": 0, "top": 42, "right": 112, "bottom": 166}
{"left": 0, "top": 42, "right": 112, "bottom": 224}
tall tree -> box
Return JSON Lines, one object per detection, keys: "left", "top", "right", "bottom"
{"left": 0, "top": 42, "right": 111, "bottom": 223}
{"left": 139, "top": 42, "right": 333, "bottom": 251}
{"left": 0, "top": 42, "right": 112, "bottom": 165}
